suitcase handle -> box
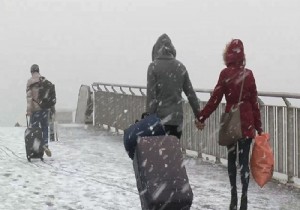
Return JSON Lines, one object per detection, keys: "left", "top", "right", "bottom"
{"left": 26, "top": 115, "right": 30, "bottom": 128}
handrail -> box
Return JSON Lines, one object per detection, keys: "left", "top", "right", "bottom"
{"left": 92, "top": 82, "right": 300, "bottom": 99}
{"left": 92, "top": 82, "right": 146, "bottom": 90}
{"left": 195, "top": 89, "right": 300, "bottom": 100}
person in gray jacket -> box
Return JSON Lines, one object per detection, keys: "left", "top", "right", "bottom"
{"left": 146, "top": 34, "right": 200, "bottom": 139}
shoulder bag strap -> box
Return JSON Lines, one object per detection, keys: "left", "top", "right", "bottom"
{"left": 238, "top": 68, "right": 246, "bottom": 105}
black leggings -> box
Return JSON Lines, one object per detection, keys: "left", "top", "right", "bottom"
{"left": 164, "top": 125, "right": 182, "bottom": 139}
{"left": 227, "top": 138, "right": 252, "bottom": 195}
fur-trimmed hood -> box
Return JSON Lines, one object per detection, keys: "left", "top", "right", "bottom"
{"left": 223, "top": 39, "right": 245, "bottom": 67}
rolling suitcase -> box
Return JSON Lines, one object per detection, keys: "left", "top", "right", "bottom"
{"left": 24, "top": 116, "right": 44, "bottom": 162}
{"left": 133, "top": 135, "right": 193, "bottom": 210}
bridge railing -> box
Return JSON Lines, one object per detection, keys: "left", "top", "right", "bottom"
{"left": 92, "top": 82, "right": 300, "bottom": 182}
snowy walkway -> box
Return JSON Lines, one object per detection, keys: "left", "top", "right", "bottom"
{"left": 0, "top": 125, "right": 300, "bottom": 210}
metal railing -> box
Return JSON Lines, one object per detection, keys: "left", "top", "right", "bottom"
{"left": 92, "top": 82, "right": 300, "bottom": 182}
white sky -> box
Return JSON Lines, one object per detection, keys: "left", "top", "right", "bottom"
{"left": 1, "top": 0, "right": 300, "bottom": 126}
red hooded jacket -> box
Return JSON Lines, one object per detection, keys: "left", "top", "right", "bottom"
{"left": 197, "top": 39, "right": 263, "bottom": 138}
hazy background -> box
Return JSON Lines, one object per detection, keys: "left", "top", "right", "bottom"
{"left": 1, "top": 0, "right": 299, "bottom": 126}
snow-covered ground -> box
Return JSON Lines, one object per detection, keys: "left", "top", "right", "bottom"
{"left": 0, "top": 125, "right": 299, "bottom": 210}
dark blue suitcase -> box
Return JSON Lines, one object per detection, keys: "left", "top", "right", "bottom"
{"left": 133, "top": 136, "right": 193, "bottom": 210}
{"left": 124, "top": 114, "right": 166, "bottom": 159}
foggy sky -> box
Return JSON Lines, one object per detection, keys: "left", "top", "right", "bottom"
{"left": 1, "top": 0, "right": 300, "bottom": 126}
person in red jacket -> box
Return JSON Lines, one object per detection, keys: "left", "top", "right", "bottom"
{"left": 196, "top": 39, "right": 263, "bottom": 210}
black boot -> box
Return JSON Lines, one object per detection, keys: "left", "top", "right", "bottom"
{"left": 240, "top": 194, "right": 247, "bottom": 210}
{"left": 50, "top": 133, "right": 55, "bottom": 142}
{"left": 229, "top": 189, "right": 238, "bottom": 210}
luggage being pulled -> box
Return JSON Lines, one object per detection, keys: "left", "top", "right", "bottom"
{"left": 133, "top": 135, "right": 193, "bottom": 210}
{"left": 124, "top": 113, "right": 166, "bottom": 159}
{"left": 250, "top": 133, "right": 274, "bottom": 187}
{"left": 24, "top": 116, "right": 44, "bottom": 161}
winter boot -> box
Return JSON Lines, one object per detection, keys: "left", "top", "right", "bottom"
{"left": 229, "top": 189, "right": 238, "bottom": 210}
{"left": 50, "top": 133, "right": 55, "bottom": 142}
{"left": 240, "top": 194, "right": 247, "bottom": 210}
{"left": 43, "top": 145, "right": 52, "bottom": 157}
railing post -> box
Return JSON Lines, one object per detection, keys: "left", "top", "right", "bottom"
{"left": 283, "top": 97, "right": 295, "bottom": 183}
{"left": 258, "top": 97, "right": 266, "bottom": 131}
{"left": 181, "top": 102, "right": 188, "bottom": 156}
{"left": 196, "top": 127, "right": 203, "bottom": 159}
{"left": 215, "top": 150, "right": 221, "bottom": 164}
{"left": 139, "top": 88, "right": 146, "bottom": 96}
{"left": 92, "top": 90, "right": 96, "bottom": 126}
{"left": 103, "top": 85, "right": 111, "bottom": 131}
{"left": 215, "top": 110, "right": 221, "bottom": 164}
{"left": 297, "top": 109, "right": 300, "bottom": 179}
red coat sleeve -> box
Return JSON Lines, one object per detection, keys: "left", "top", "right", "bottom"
{"left": 197, "top": 71, "right": 225, "bottom": 123}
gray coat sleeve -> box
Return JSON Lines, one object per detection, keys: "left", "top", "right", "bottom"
{"left": 182, "top": 69, "right": 200, "bottom": 117}
{"left": 146, "top": 63, "right": 158, "bottom": 113}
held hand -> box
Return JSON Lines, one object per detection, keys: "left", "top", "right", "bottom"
{"left": 195, "top": 119, "right": 205, "bottom": 130}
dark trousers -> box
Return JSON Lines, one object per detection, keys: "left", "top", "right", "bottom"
{"left": 164, "top": 125, "right": 182, "bottom": 139}
{"left": 30, "top": 110, "right": 49, "bottom": 146}
{"left": 227, "top": 138, "right": 252, "bottom": 195}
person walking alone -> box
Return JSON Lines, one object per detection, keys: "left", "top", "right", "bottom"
{"left": 26, "top": 64, "right": 52, "bottom": 157}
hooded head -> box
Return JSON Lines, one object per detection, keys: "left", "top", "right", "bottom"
{"left": 30, "top": 64, "right": 40, "bottom": 73}
{"left": 223, "top": 39, "right": 245, "bottom": 67}
{"left": 152, "top": 33, "right": 176, "bottom": 61}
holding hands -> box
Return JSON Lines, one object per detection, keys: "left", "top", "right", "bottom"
{"left": 195, "top": 111, "right": 205, "bottom": 130}
{"left": 195, "top": 119, "right": 205, "bottom": 130}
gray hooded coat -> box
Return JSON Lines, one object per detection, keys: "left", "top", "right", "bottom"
{"left": 146, "top": 34, "right": 199, "bottom": 126}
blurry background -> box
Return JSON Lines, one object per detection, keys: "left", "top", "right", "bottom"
{"left": 0, "top": 0, "right": 299, "bottom": 126}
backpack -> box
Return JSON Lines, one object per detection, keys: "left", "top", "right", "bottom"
{"left": 123, "top": 113, "right": 166, "bottom": 160}
{"left": 33, "top": 77, "right": 56, "bottom": 109}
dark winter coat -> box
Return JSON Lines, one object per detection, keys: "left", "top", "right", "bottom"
{"left": 146, "top": 34, "right": 200, "bottom": 126}
{"left": 197, "top": 39, "right": 263, "bottom": 138}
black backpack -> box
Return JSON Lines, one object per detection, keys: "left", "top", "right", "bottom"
{"left": 32, "top": 77, "right": 56, "bottom": 109}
